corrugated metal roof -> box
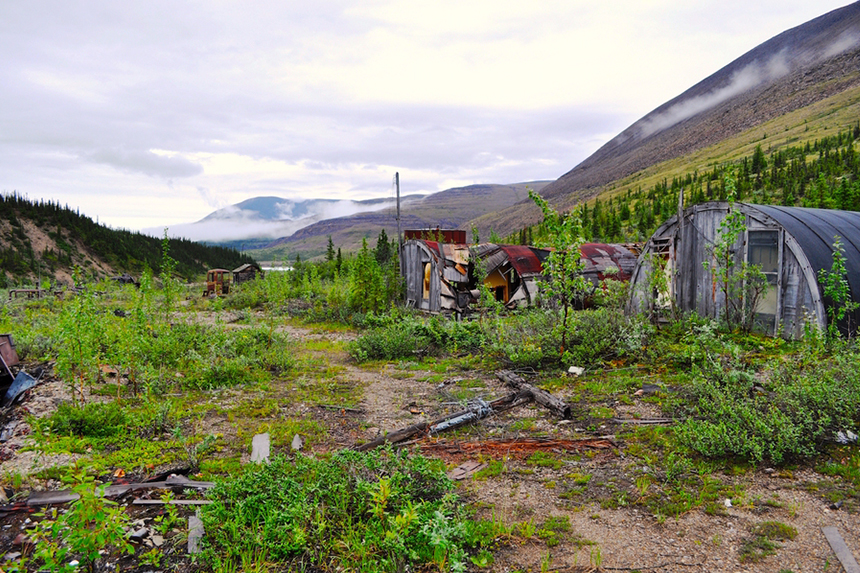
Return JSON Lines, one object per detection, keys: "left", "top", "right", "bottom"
{"left": 751, "top": 204, "right": 860, "bottom": 329}
{"left": 580, "top": 243, "right": 638, "bottom": 280}
{"left": 499, "top": 245, "right": 545, "bottom": 275}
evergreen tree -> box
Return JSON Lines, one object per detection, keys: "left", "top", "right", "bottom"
{"left": 374, "top": 229, "right": 392, "bottom": 266}
{"left": 326, "top": 236, "right": 335, "bottom": 262}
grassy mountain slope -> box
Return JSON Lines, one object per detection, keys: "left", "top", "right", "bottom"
{"left": 470, "top": 2, "right": 860, "bottom": 237}
{"left": 0, "top": 194, "right": 255, "bottom": 287}
{"left": 249, "top": 181, "right": 550, "bottom": 262}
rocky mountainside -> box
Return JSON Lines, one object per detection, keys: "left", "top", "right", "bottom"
{"left": 471, "top": 2, "right": 860, "bottom": 235}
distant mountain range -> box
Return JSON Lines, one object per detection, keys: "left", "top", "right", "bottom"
{"left": 250, "top": 182, "right": 550, "bottom": 261}
{"left": 471, "top": 1, "right": 860, "bottom": 235}
{"left": 151, "top": 194, "right": 425, "bottom": 246}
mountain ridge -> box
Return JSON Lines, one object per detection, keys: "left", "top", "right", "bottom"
{"left": 469, "top": 2, "right": 860, "bottom": 235}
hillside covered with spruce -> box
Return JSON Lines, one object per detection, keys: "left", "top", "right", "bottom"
{"left": 0, "top": 193, "right": 254, "bottom": 287}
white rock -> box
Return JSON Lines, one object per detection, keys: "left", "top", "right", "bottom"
{"left": 568, "top": 366, "right": 585, "bottom": 376}
{"left": 291, "top": 434, "right": 304, "bottom": 451}
{"left": 724, "top": 498, "right": 732, "bottom": 508}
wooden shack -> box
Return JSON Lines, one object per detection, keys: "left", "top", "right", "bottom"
{"left": 628, "top": 202, "right": 860, "bottom": 337}
{"left": 232, "top": 263, "right": 264, "bottom": 285}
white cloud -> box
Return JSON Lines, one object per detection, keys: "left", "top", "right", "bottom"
{"left": 0, "top": 0, "right": 852, "bottom": 232}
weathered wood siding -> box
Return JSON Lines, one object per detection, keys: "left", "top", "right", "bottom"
{"left": 628, "top": 202, "right": 826, "bottom": 338}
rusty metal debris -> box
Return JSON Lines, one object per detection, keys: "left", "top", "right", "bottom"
{"left": 417, "top": 437, "right": 616, "bottom": 461}
{"left": 3, "top": 369, "right": 41, "bottom": 408}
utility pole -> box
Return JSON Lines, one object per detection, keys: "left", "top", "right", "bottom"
{"left": 395, "top": 171, "right": 402, "bottom": 256}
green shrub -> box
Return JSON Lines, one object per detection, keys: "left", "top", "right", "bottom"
{"left": 348, "top": 316, "right": 486, "bottom": 362}
{"left": 676, "top": 348, "right": 860, "bottom": 464}
{"left": 487, "top": 308, "right": 652, "bottom": 368}
{"left": 38, "top": 402, "right": 129, "bottom": 438}
{"left": 201, "top": 448, "right": 474, "bottom": 572}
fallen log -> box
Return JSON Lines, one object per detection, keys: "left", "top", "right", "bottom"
{"left": 496, "top": 370, "right": 571, "bottom": 419}
{"left": 355, "top": 390, "right": 531, "bottom": 451}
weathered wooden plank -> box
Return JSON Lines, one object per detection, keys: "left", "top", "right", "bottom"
{"left": 26, "top": 478, "right": 215, "bottom": 506}
{"left": 27, "top": 490, "right": 78, "bottom": 505}
{"left": 496, "top": 370, "right": 571, "bottom": 419}
{"left": 822, "top": 526, "right": 860, "bottom": 573}
{"left": 103, "top": 478, "right": 215, "bottom": 497}
{"left": 188, "top": 512, "right": 205, "bottom": 554}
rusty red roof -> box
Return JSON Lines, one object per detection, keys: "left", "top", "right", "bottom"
{"left": 498, "top": 245, "right": 546, "bottom": 275}
{"left": 579, "top": 243, "right": 638, "bottom": 281}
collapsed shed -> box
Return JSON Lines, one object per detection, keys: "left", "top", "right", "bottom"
{"left": 402, "top": 238, "right": 638, "bottom": 313}
{"left": 628, "top": 202, "right": 860, "bottom": 337}
{"left": 580, "top": 243, "right": 640, "bottom": 286}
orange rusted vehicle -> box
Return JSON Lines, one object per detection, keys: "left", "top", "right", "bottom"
{"left": 203, "top": 269, "right": 231, "bottom": 296}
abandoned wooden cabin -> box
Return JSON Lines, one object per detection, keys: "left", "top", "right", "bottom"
{"left": 401, "top": 235, "right": 639, "bottom": 313}
{"left": 232, "top": 263, "right": 264, "bottom": 285}
{"left": 627, "top": 202, "right": 860, "bottom": 337}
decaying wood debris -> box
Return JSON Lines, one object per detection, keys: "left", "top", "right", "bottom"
{"left": 19, "top": 475, "right": 214, "bottom": 508}
{"left": 356, "top": 371, "right": 573, "bottom": 451}
{"left": 495, "top": 369, "right": 571, "bottom": 419}
{"left": 355, "top": 390, "right": 532, "bottom": 451}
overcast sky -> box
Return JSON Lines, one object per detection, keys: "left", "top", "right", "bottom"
{"left": 0, "top": 1, "right": 852, "bottom": 234}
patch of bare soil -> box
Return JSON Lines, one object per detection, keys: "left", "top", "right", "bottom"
{"left": 461, "top": 459, "right": 860, "bottom": 573}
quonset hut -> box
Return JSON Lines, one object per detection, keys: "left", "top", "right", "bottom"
{"left": 628, "top": 202, "right": 860, "bottom": 338}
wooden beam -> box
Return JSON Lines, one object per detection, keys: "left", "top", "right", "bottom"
{"left": 496, "top": 370, "right": 571, "bottom": 419}
{"left": 822, "top": 526, "right": 860, "bottom": 573}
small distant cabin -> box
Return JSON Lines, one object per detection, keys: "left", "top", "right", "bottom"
{"left": 401, "top": 238, "right": 638, "bottom": 313}
{"left": 232, "top": 263, "right": 264, "bottom": 285}
{"left": 628, "top": 202, "right": 860, "bottom": 338}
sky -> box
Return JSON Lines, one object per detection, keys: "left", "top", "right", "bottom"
{"left": 0, "top": 0, "right": 853, "bottom": 236}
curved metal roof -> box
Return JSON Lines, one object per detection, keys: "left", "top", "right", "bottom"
{"left": 747, "top": 204, "right": 860, "bottom": 333}
{"left": 752, "top": 205, "right": 860, "bottom": 294}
